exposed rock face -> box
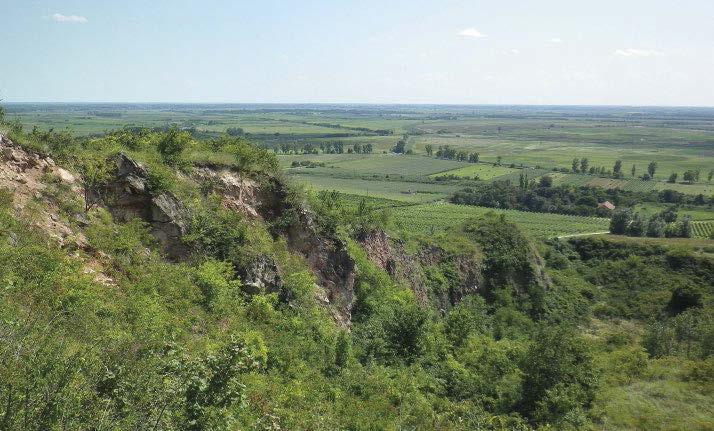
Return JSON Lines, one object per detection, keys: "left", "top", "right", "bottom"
{"left": 91, "top": 153, "right": 189, "bottom": 259}
{"left": 359, "top": 230, "right": 483, "bottom": 311}
{"left": 237, "top": 254, "right": 282, "bottom": 294}
{"left": 417, "top": 244, "right": 484, "bottom": 307}
{"left": 0, "top": 134, "right": 82, "bottom": 246}
{"left": 193, "top": 164, "right": 356, "bottom": 321}
{"left": 0, "top": 134, "right": 113, "bottom": 284}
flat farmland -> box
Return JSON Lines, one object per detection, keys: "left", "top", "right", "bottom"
{"left": 290, "top": 174, "right": 460, "bottom": 203}
{"left": 326, "top": 154, "right": 467, "bottom": 176}
{"left": 429, "top": 163, "right": 517, "bottom": 179}
{"left": 391, "top": 202, "right": 609, "bottom": 238}
{"left": 410, "top": 134, "right": 712, "bottom": 180}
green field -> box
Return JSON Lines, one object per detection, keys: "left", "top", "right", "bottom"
{"left": 291, "top": 174, "right": 460, "bottom": 203}
{"left": 429, "top": 163, "right": 517, "bottom": 179}
{"left": 391, "top": 202, "right": 610, "bottom": 238}
{"left": 320, "top": 154, "right": 467, "bottom": 176}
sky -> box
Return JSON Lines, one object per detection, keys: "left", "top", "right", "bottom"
{"left": 1, "top": 0, "right": 713, "bottom": 106}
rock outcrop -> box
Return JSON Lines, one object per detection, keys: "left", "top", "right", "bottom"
{"left": 359, "top": 230, "right": 483, "bottom": 311}
{"left": 0, "top": 134, "right": 82, "bottom": 246}
{"left": 193, "top": 164, "right": 356, "bottom": 321}
{"left": 90, "top": 153, "right": 189, "bottom": 259}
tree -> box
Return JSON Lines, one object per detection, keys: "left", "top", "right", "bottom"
{"left": 158, "top": 127, "right": 191, "bottom": 166}
{"left": 580, "top": 158, "right": 589, "bottom": 174}
{"left": 468, "top": 152, "right": 479, "bottom": 163}
{"left": 660, "top": 206, "right": 678, "bottom": 223}
{"left": 680, "top": 216, "right": 692, "bottom": 238}
{"left": 496, "top": 155, "right": 502, "bottom": 166}
{"left": 683, "top": 170, "right": 697, "bottom": 184}
{"left": 78, "top": 154, "right": 111, "bottom": 212}
{"left": 668, "top": 172, "right": 678, "bottom": 183}
{"left": 425, "top": 144, "right": 433, "bottom": 156}
{"left": 631, "top": 164, "right": 636, "bottom": 177}
{"left": 646, "top": 215, "right": 666, "bottom": 238}
{"left": 609, "top": 208, "right": 632, "bottom": 234}
{"left": 392, "top": 136, "right": 407, "bottom": 154}
{"left": 571, "top": 158, "right": 579, "bottom": 173}
{"left": 613, "top": 160, "right": 623, "bottom": 177}
{"left": 226, "top": 127, "right": 244, "bottom": 136}
{"left": 708, "top": 169, "right": 713, "bottom": 182}
{"left": 647, "top": 161, "right": 657, "bottom": 178}
{"left": 538, "top": 175, "right": 553, "bottom": 188}
{"left": 627, "top": 213, "right": 645, "bottom": 237}
{"left": 519, "top": 326, "right": 599, "bottom": 426}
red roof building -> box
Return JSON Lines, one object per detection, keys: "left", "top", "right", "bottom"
{"left": 598, "top": 201, "right": 615, "bottom": 210}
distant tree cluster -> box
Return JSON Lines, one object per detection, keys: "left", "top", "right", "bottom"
{"left": 392, "top": 135, "right": 409, "bottom": 154}
{"left": 609, "top": 207, "right": 692, "bottom": 238}
{"left": 559, "top": 159, "right": 663, "bottom": 181}
{"left": 452, "top": 179, "right": 619, "bottom": 217}
{"left": 226, "top": 127, "right": 245, "bottom": 136}
{"left": 433, "top": 145, "right": 479, "bottom": 163}
{"left": 667, "top": 169, "right": 712, "bottom": 184}
{"left": 348, "top": 143, "right": 373, "bottom": 154}
{"left": 290, "top": 160, "right": 326, "bottom": 168}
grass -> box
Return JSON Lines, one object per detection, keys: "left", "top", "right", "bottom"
{"left": 592, "top": 357, "right": 714, "bottom": 431}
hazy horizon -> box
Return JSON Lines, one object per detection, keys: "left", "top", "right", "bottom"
{"left": 4, "top": 102, "right": 714, "bottom": 110}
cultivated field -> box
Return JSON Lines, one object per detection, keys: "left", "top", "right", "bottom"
{"left": 391, "top": 202, "right": 610, "bottom": 238}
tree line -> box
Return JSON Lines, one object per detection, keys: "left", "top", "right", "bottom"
{"left": 609, "top": 207, "right": 693, "bottom": 238}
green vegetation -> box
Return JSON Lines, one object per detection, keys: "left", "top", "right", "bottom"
{"left": 431, "top": 162, "right": 517, "bottom": 180}
{"left": 0, "top": 104, "right": 712, "bottom": 430}
{"left": 392, "top": 202, "right": 609, "bottom": 238}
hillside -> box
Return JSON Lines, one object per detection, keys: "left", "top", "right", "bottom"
{"left": 0, "top": 127, "right": 712, "bottom": 430}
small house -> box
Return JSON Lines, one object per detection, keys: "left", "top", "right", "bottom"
{"left": 598, "top": 201, "right": 615, "bottom": 210}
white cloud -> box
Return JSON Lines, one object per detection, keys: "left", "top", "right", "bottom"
{"left": 459, "top": 28, "right": 486, "bottom": 38}
{"left": 51, "top": 13, "right": 88, "bottom": 23}
{"left": 614, "top": 48, "right": 664, "bottom": 57}
{"left": 510, "top": 48, "right": 521, "bottom": 55}
{"left": 550, "top": 37, "right": 563, "bottom": 43}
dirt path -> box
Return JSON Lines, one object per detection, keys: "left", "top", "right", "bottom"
{"left": 555, "top": 231, "right": 610, "bottom": 239}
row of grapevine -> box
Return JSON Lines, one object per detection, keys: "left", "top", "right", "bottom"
{"left": 691, "top": 221, "right": 713, "bottom": 238}
{"left": 392, "top": 202, "right": 610, "bottom": 238}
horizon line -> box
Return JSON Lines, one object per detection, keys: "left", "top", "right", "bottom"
{"left": 3, "top": 101, "right": 714, "bottom": 109}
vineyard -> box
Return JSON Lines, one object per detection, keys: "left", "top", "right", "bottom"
{"left": 291, "top": 174, "right": 460, "bottom": 202}
{"left": 391, "top": 202, "right": 610, "bottom": 238}
{"left": 692, "top": 221, "right": 713, "bottom": 239}
{"left": 430, "top": 163, "right": 517, "bottom": 180}
{"left": 323, "top": 154, "right": 468, "bottom": 176}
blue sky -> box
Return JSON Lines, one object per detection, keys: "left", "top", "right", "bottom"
{"left": 1, "top": 0, "right": 713, "bottom": 105}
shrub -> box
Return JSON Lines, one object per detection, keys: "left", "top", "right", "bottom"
{"left": 194, "top": 259, "right": 242, "bottom": 311}
{"left": 157, "top": 127, "right": 191, "bottom": 166}
{"left": 519, "top": 326, "right": 599, "bottom": 426}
